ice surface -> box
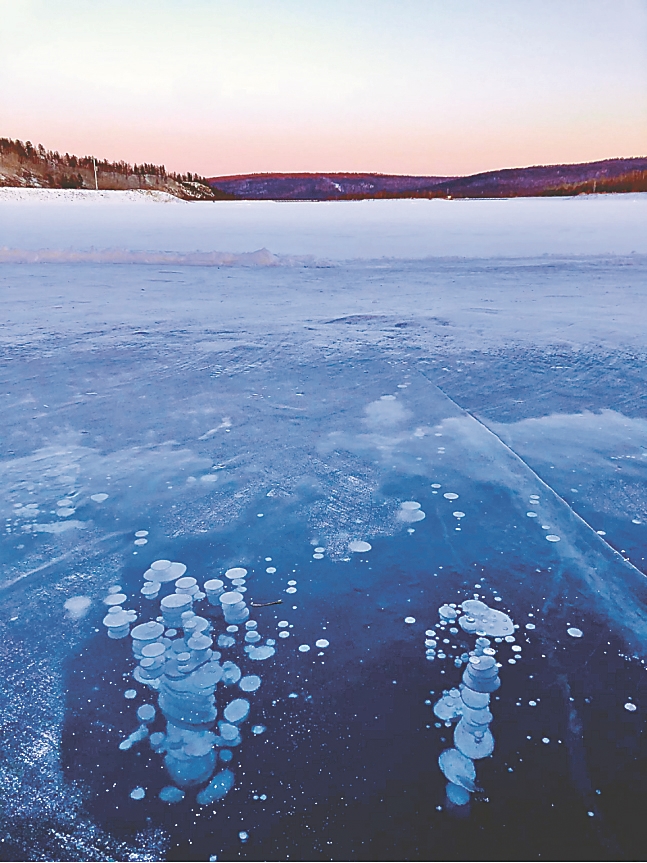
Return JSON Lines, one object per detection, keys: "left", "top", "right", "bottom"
{"left": 3, "top": 193, "right": 647, "bottom": 861}
{"left": 2, "top": 190, "right": 646, "bottom": 260}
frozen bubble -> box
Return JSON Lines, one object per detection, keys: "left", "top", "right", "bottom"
{"left": 315, "top": 639, "right": 330, "bottom": 648}
{"left": 137, "top": 704, "right": 156, "bottom": 723}
{"left": 546, "top": 535, "right": 561, "bottom": 542}
{"left": 286, "top": 587, "right": 297, "bottom": 594}
{"left": 124, "top": 689, "right": 137, "bottom": 699}
{"left": 597, "top": 530, "right": 606, "bottom": 536}
{"left": 438, "top": 748, "right": 477, "bottom": 791}
{"left": 104, "top": 593, "right": 127, "bottom": 606}
{"left": 348, "top": 540, "right": 372, "bottom": 553}
{"left": 220, "top": 749, "right": 233, "bottom": 762}
{"left": 431, "top": 483, "right": 442, "bottom": 488}
{"left": 404, "top": 617, "right": 416, "bottom": 624}
{"left": 298, "top": 644, "right": 311, "bottom": 652}
{"left": 90, "top": 493, "right": 109, "bottom": 503}
{"left": 162, "top": 593, "right": 192, "bottom": 612}
{"left": 446, "top": 782, "right": 471, "bottom": 806}
{"left": 425, "top": 630, "right": 436, "bottom": 637}
{"left": 176, "top": 576, "right": 197, "bottom": 591}
{"left": 150, "top": 732, "right": 165, "bottom": 748}
{"left": 158, "top": 562, "right": 187, "bottom": 582}
{"left": 239, "top": 831, "right": 249, "bottom": 843}
{"left": 525, "top": 623, "right": 536, "bottom": 630}
{"left": 278, "top": 620, "right": 289, "bottom": 628}
{"left": 56, "top": 507, "right": 75, "bottom": 517}
{"left": 130, "top": 787, "right": 146, "bottom": 800}
{"left": 444, "top": 493, "right": 459, "bottom": 500}
{"left": 459, "top": 599, "right": 514, "bottom": 637}
{"left": 239, "top": 675, "right": 261, "bottom": 692}
{"left": 134, "top": 538, "right": 148, "bottom": 546}
{"left": 453, "top": 511, "right": 465, "bottom": 518}
{"left": 57, "top": 498, "right": 73, "bottom": 507}
{"left": 461, "top": 688, "right": 490, "bottom": 710}
{"left": 526, "top": 512, "right": 538, "bottom": 518}
{"left": 401, "top": 501, "right": 421, "bottom": 511}
{"left": 135, "top": 530, "right": 149, "bottom": 537}
{"left": 220, "top": 591, "right": 243, "bottom": 606}
{"left": 103, "top": 608, "right": 132, "bottom": 629}
{"left": 279, "top": 631, "right": 290, "bottom": 638}
{"left": 567, "top": 627, "right": 583, "bottom": 638}
{"left": 266, "top": 566, "right": 277, "bottom": 573}
{"left": 200, "top": 473, "right": 218, "bottom": 483}
{"left": 222, "top": 661, "right": 242, "bottom": 685}
{"left": 248, "top": 645, "right": 275, "bottom": 660}
{"left": 141, "top": 582, "right": 161, "bottom": 598}
{"left": 454, "top": 719, "right": 495, "bottom": 759}
{"left": 251, "top": 725, "right": 266, "bottom": 735}
{"left": 439, "top": 605, "right": 458, "bottom": 621}
{"left": 131, "top": 621, "right": 164, "bottom": 641}
{"left": 398, "top": 508, "right": 426, "bottom": 523}
{"left": 151, "top": 559, "right": 171, "bottom": 571}
{"left": 225, "top": 567, "right": 248, "bottom": 580}
{"left": 632, "top": 518, "right": 642, "bottom": 525}
{"left": 219, "top": 722, "right": 239, "bottom": 742}
{"left": 529, "top": 700, "right": 537, "bottom": 707}
{"left": 142, "top": 642, "right": 165, "bottom": 658}
{"left": 314, "top": 547, "right": 325, "bottom": 553}
{"left": 159, "top": 786, "right": 185, "bottom": 804}
{"left": 313, "top": 553, "right": 324, "bottom": 559}
{"left": 64, "top": 596, "right": 91, "bottom": 620}
{"left": 224, "top": 698, "right": 250, "bottom": 723}
{"left": 245, "top": 620, "right": 258, "bottom": 630}
{"left": 625, "top": 703, "right": 637, "bottom": 712}
{"left": 542, "top": 738, "right": 550, "bottom": 744}
{"left": 196, "top": 769, "right": 234, "bottom": 806}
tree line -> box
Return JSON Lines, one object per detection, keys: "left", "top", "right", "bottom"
{"left": 0, "top": 136, "right": 207, "bottom": 184}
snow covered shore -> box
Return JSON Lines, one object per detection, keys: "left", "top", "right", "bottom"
{"left": 0, "top": 188, "right": 645, "bottom": 260}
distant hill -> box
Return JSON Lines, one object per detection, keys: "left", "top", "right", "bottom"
{"left": 2, "top": 136, "right": 645, "bottom": 202}
{"left": 208, "top": 158, "right": 647, "bottom": 200}
{"left": 0, "top": 137, "right": 232, "bottom": 201}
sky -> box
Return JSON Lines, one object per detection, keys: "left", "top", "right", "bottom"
{"left": 1, "top": 0, "right": 646, "bottom": 177}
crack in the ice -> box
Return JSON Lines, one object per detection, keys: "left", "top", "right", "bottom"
{"left": 427, "top": 376, "right": 647, "bottom": 582}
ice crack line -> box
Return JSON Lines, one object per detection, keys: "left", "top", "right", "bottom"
{"left": 426, "top": 375, "right": 647, "bottom": 582}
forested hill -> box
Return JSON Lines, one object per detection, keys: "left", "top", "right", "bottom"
{"left": 2, "top": 137, "right": 646, "bottom": 201}
{"left": 207, "top": 157, "right": 647, "bottom": 200}
{"left": 0, "top": 137, "right": 232, "bottom": 200}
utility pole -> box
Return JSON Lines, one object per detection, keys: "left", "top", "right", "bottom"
{"left": 92, "top": 157, "right": 98, "bottom": 191}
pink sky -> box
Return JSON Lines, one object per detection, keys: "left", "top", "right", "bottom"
{"left": 2, "top": 1, "right": 646, "bottom": 176}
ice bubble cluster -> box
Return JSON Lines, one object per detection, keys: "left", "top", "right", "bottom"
{"left": 433, "top": 597, "right": 513, "bottom": 807}
{"left": 458, "top": 599, "right": 514, "bottom": 638}
{"left": 101, "top": 588, "right": 137, "bottom": 639}
{"left": 397, "top": 501, "right": 426, "bottom": 523}
{"left": 103, "top": 559, "right": 275, "bottom": 804}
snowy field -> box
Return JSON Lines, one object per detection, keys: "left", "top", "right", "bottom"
{"left": 1, "top": 191, "right": 646, "bottom": 861}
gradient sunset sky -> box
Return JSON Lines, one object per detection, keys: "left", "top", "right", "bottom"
{"left": 2, "top": 0, "right": 646, "bottom": 177}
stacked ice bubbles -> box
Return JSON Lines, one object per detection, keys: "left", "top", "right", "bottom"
{"left": 435, "top": 598, "right": 513, "bottom": 808}
{"left": 114, "top": 561, "right": 260, "bottom": 801}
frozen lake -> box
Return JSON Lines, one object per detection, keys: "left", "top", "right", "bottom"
{"left": 0, "top": 192, "right": 646, "bottom": 861}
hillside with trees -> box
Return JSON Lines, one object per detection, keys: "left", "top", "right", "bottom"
{"left": 0, "top": 138, "right": 232, "bottom": 200}
{"left": 207, "top": 158, "right": 647, "bottom": 200}
{"left": 2, "top": 137, "right": 645, "bottom": 202}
